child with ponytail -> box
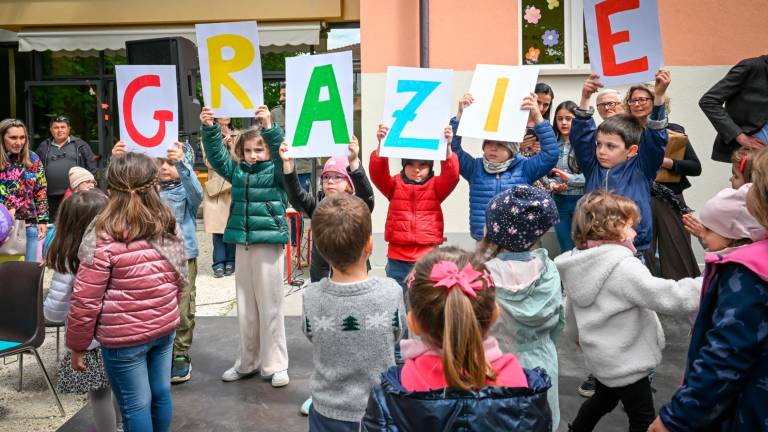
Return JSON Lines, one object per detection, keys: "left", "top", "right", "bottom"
{"left": 363, "top": 247, "right": 553, "bottom": 432}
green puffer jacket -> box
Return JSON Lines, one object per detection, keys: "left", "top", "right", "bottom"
{"left": 201, "top": 123, "right": 288, "bottom": 245}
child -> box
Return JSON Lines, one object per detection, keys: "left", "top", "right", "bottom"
{"left": 728, "top": 147, "right": 755, "bottom": 188}
{"left": 570, "top": 70, "right": 671, "bottom": 255}
{"left": 112, "top": 140, "right": 203, "bottom": 383}
{"left": 63, "top": 166, "right": 97, "bottom": 200}
{"left": 451, "top": 93, "right": 559, "bottom": 240}
{"left": 554, "top": 191, "right": 701, "bottom": 432}
{"left": 363, "top": 247, "right": 552, "bottom": 431}
{"left": 302, "top": 194, "right": 405, "bottom": 431}
{"left": 369, "top": 124, "right": 459, "bottom": 289}
{"left": 280, "top": 135, "right": 375, "bottom": 282}
{"left": 480, "top": 185, "right": 564, "bottom": 431}
{"left": 66, "top": 152, "right": 187, "bottom": 432}
{"left": 543, "top": 100, "right": 584, "bottom": 252}
{"left": 43, "top": 189, "right": 117, "bottom": 432}
{"left": 650, "top": 154, "right": 768, "bottom": 431}
{"left": 200, "top": 105, "right": 291, "bottom": 387}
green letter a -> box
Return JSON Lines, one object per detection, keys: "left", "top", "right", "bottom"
{"left": 293, "top": 64, "right": 349, "bottom": 147}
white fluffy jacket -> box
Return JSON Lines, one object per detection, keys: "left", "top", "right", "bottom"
{"left": 43, "top": 271, "right": 99, "bottom": 351}
{"left": 554, "top": 244, "right": 701, "bottom": 387}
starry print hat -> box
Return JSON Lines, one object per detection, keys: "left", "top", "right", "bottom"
{"left": 485, "top": 184, "right": 559, "bottom": 252}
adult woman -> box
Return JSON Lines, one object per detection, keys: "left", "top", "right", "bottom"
{"left": 543, "top": 101, "right": 584, "bottom": 252}
{"left": 0, "top": 118, "right": 48, "bottom": 261}
{"left": 624, "top": 85, "right": 701, "bottom": 279}
{"left": 202, "top": 117, "right": 237, "bottom": 278}
{"left": 519, "top": 82, "right": 555, "bottom": 157}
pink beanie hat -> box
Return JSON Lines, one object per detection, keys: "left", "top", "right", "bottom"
{"left": 68, "top": 166, "right": 95, "bottom": 190}
{"left": 320, "top": 156, "right": 355, "bottom": 193}
{"left": 699, "top": 184, "right": 766, "bottom": 242}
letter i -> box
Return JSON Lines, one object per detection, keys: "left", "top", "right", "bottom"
{"left": 484, "top": 78, "right": 509, "bottom": 132}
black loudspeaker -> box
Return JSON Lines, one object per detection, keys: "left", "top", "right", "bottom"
{"left": 126, "top": 37, "right": 201, "bottom": 135}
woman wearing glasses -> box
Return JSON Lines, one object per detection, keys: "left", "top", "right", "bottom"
{"left": 625, "top": 85, "right": 702, "bottom": 280}
{"left": 0, "top": 118, "right": 49, "bottom": 262}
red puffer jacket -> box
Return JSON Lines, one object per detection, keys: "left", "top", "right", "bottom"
{"left": 66, "top": 235, "right": 184, "bottom": 351}
{"left": 369, "top": 150, "right": 460, "bottom": 261}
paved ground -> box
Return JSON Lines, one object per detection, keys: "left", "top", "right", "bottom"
{"left": 0, "top": 227, "right": 694, "bottom": 431}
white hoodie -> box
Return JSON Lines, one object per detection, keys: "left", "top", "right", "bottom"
{"left": 554, "top": 244, "right": 701, "bottom": 387}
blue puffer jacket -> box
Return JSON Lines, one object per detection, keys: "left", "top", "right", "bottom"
{"left": 450, "top": 117, "right": 559, "bottom": 240}
{"left": 362, "top": 366, "right": 552, "bottom": 431}
{"left": 159, "top": 161, "right": 203, "bottom": 260}
{"left": 570, "top": 105, "right": 667, "bottom": 253}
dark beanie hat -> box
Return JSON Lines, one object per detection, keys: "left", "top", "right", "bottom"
{"left": 485, "top": 184, "right": 559, "bottom": 252}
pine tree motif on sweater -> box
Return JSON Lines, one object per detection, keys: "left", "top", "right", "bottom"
{"left": 305, "top": 317, "right": 312, "bottom": 336}
{"left": 391, "top": 309, "right": 400, "bottom": 330}
{"left": 341, "top": 315, "right": 360, "bottom": 331}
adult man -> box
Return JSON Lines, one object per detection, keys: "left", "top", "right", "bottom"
{"left": 37, "top": 116, "right": 97, "bottom": 216}
{"left": 699, "top": 54, "right": 768, "bottom": 162}
{"left": 580, "top": 74, "right": 625, "bottom": 120}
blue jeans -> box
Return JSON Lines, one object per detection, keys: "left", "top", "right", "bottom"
{"left": 211, "top": 233, "right": 235, "bottom": 271}
{"left": 308, "top": 406, "right": 358, "bottom": 432}
{"left": 553, "top": 194, "right": 582, "bottom": 253}
{"left": 25, "top": 225, "right": 39, "bottom": 262}
{"left": 101, "top": 332, "right": 175, "bottom": 432}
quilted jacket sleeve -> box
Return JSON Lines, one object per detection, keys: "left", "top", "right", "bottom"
{"left": 43, "top": 271, "right": 76, "bottom": 324}
{"left": 66, "top": 242, "right": 112, "bottom": 352}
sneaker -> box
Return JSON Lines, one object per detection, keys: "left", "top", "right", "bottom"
{"left": 578, "top": 375, "right": 596, "bottom": 398}
{"left": 271, "top": 370, "right": 290, "bottom": 387}
{"left": 300, "top": 397, "right": 312, "bottom": 416}
{"left": 171, "top": 355, "right": 192, "bottom": 383}
{"left": 221, "top": 367, "right": 257, "bottom": 382}
{"left": 213, "top": 267, "right": 225, "bottom": 278}
{"left": 224, "top": 264, "right": 235, "bottom": 276}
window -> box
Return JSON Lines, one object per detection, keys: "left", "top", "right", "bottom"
{"left": 519, "top": 0, "right": 589, "bottom": 70}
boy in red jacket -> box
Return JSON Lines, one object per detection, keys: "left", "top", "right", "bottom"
{"left": 369, "top": 124, "right": 460, "bottom": 291}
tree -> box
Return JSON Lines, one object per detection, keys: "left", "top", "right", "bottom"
{"left": 391, "top": 309, "right": 400, "bottom": 330}
{"left": 341, "top": 315, "right": 360, "bottom": 331}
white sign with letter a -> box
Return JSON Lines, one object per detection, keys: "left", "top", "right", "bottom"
{"left": 116, "top": 65, "right": 178, "bottom": 158}
{"left": 456, "top": 64, "right": 539, "bottom": 143}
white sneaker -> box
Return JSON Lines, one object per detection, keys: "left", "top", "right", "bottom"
{"left": 221, "top": 367, "right": 257, "bottom": 382}
{"left": 271, "top": 370, "right": 290, "bottom": 387}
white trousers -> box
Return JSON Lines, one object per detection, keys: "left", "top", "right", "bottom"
{"left": 233, "top": 244, "right": 288, "bottom": 376}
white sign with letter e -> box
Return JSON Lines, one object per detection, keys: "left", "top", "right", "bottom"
{"left": 196, "top": 21, "right": 264, "bottom": 118}
{"left": 584, "top": 0, "right": 664, "bottom": 87}
{"left": 116, "top": 65, "right": 178, "bottom": 158}
{"left": 456, "top": 64, "right": 540, "bottom": 143}
{"left": 381, "top": 66, "right": 453, "bottom": 161}
{"left": 285, "top": 51, "right": 353, "bottom": 158}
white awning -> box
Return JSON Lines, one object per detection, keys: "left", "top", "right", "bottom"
{"left": 0, "top": 29, "right": 18, "bottom": 43}
{"left": 17, "top": 22, "right": 320, "bottom": 52}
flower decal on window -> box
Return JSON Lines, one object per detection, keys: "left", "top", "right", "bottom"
{"left": 547, "top": 0, "right": 559, "bottom": 10}
{"left": 524, "top": 6, "right": 542, "bottom": 24}
{"left": 525, "top": 46, "right": 541, "bottom": 63}
{"left": 542, "top": 29, "right": 559, "bottom": 47}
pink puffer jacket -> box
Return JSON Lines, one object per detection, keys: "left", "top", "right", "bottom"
{"left": 66, "top": 235, "right": 184, "bottom": 351}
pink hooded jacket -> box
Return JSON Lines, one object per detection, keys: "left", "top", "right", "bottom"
{"left": 66, "top": 231, "right": 184, "bottom": 351}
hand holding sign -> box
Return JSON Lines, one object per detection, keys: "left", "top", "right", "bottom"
{"left": 583, "top": 0, "right": 664, "bottom": 87}
{"left": 116, "top": 65, "right": 178, "bottom": 158}
{"left": 348, "top": 135, "right": 360, "bottom": 170}
{"left": 254, "top": 105, "right": 272, "bottom": 130}
{"left": 199, "top": 106, "right": 215, "bottom": 128}
{"left": 654, "top": 68, "right": 671, "bottom": 104}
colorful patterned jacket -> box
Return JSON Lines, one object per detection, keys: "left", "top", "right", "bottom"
{"left": 0, "top": 152, "right": 49, "bottom": 223}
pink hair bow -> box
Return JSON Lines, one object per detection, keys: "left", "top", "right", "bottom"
{"left": 430, "top": 260, "right": 491, "bottom": 298}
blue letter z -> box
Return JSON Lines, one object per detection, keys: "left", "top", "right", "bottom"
{"left": 385, "top": 80, "right": 441, "bottom": 150}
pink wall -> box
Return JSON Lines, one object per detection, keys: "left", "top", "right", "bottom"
{"left": 362, "top": 0, "right": 768, "bottom": 73}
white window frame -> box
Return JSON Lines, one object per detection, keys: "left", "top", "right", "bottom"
{"left": 518, "top": 0, "right": 591, "bottom": 74}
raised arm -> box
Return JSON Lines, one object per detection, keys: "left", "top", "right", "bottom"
{"left": 451, "top": 93, "right": 478, "bottom": 180}
{"left": 200, "top": 107, "right": 236, "bottom": 182}
{"left": 521, "top": 93, "right": 559, "bottom": 181}
{"left": 280, "top": 142, "right": 318, "bottom": 216}
{"left": 434, "top": 126, "right": 461, "bottom": 201}
{"left": 167, "top": 141, "right": 203, "bottom": 213}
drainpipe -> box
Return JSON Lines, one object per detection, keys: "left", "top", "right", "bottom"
{"left": 419, "top": 0, "right": 429, "bottom": 68}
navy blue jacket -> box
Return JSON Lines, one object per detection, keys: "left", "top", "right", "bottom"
{"left": 570, "top": 105, "right": 668, "bottom": 253}
{"left": 659, "top": 241, "right": 768, "bottom": 431}
{"left": 451, "top": 117, "right": 559, "bottom": 240}
{"left": 362, "top": 366, "right": 552, "bottom": 431}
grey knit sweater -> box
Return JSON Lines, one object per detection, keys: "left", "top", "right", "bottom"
{"left": 302, "top": 276, "right": 406, "bottom": 422}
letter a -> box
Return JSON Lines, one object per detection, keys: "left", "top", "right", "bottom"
{"left": 293, "top": 64, "right": 349, "bottom": 147}
{"left": 208, "top": 34, "right": 256, "bottom": 109}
